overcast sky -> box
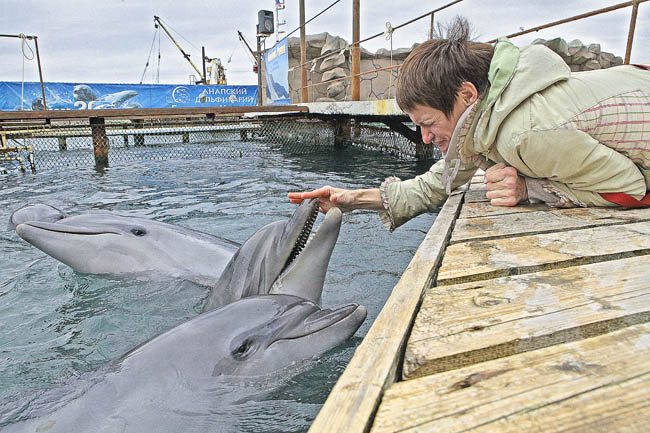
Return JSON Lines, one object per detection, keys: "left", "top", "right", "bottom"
{"left": 1, "top": 0, "right": 647, "bottom": 86}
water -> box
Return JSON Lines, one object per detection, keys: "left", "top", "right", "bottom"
{"left": 0, "top": 145, "right": 436, "bottom": 432}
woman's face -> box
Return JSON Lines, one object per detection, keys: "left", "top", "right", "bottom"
{"left": 405, "top": 94, "right": 469, "bottom": 155}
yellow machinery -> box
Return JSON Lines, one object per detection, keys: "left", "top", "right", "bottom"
{"left": 0, "top": 133, "right": 36, "bottom": 173}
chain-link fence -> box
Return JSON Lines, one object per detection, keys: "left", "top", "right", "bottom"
{"left": 0, "top": 115, "right": 439, "bottom": 172}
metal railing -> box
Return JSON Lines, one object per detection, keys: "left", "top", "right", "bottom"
{"left": 290, "top": 0, "right": 646, "bottom": 102}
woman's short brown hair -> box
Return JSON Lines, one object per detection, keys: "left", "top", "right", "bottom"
{"left": 396, "top": 17, "right": 494, "bottom": 118}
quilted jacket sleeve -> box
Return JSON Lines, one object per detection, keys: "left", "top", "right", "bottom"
{"left": 499, "top": 128, "right": 647, "bottom": 207}
{"left": 378, "top": 159, "right": 477, "bottom": 231}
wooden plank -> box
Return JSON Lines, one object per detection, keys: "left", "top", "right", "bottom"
{"left": 308, "top": 193, "right": 464, "bottom": 433}
{"left": 451, "top": 207, "right": 650, "bottom": 243}
{"left": 438, "top": 221, "right": 650, "bottom": 285}
{"left": 372, "top": 322, "right": 650, "bottom": 433}
{"left": 464, "top": 188, "right": 489, "bottom": 203}
{"left": 0, "top": 105, "right": 308, "bottom": 121}
{"left": 459, "top": 201, "right": 549, "bottom": 219}
{"left": 403, "top": 255, "right": 650, "bottom": 380}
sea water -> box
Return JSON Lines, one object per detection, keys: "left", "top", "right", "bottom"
{"left": 0, "top": 145, "right": 435, "bottom": 432}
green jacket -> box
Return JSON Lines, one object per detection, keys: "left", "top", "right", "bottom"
{"left": 380, "top": 39, "right": 650, "bottom": 231}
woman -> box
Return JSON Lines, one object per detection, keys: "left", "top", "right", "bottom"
{"left": 288, "top": 17, "right": 650, "bottom": 232}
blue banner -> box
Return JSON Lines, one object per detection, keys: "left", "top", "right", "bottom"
{"left": 0, "top": 82, "right": 258, "bottom": 111}
{"left": 264, "top": 39, "right": 290, "bottom": 105}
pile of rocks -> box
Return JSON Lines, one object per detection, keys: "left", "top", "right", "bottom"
{"left": 277, "top": 34, "right": 625, "bottom": 103}
{"left": 531, "top": 37, "right": 624, "bottom": 71}
{"left": 286, "top": 32, "right": 411, "bottom": 102}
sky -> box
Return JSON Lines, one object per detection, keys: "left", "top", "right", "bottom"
{"left": 0, "top": 0, "right": 647, "bottom": 86}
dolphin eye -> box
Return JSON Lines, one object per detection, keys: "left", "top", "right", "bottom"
{"left": 131, "top": 228, "right": 147, "bottom": 236}
{"left": 232, "top": 338, "right": 255, "bottom": 360}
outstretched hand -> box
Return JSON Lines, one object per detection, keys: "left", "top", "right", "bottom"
{"left": 484, "top": 162, "right": 528, "bottom": 206}
{"left": 288, "top": 186, "right": 355, "bottom": 213}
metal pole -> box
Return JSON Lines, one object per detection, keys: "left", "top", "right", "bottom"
{"left": 202, "top": 46, "right": 207, "bottom": 84}
{"left": 625, "top": 0, "right": 640, "bottom": 64}
{"left": 33, "top": 37, "right": 47, "bottom": 110}
{"left": 300, "top": 0, "right": 308, "bottom": 103}
{"left": 351, "top": 0, "right": 360, "bottom": 101}
{"left": 256, "top": 36, "right": 263, "bottom": 106}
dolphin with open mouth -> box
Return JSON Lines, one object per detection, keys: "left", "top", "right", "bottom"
{"left": 0, "top": 294, "right": 366, "bottom": 433}
{"left": 11, "top": 199, "right": 342, "bottom": 309}
{"left": 202, "top": 198, "right": 342, "bottom": 311}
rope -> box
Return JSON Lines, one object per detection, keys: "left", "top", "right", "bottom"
{"left": 384, "top": 22, "right": 394, "bottom": 97}
{"left": 140, "top": 28, "right": 158, "bottom": 84}
{"left": 19, "top": 34, "right": 34, "bottom": 111}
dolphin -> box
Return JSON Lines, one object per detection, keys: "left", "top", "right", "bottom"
{"left": 8, "top": 203, "right": 67, "bottom": 230}
{"left": 202, "top": 199, "right": 342, "bottom": 311}
{"left": 88, "top": 90, "right": 139, "bottom": 109}
{"left": 0, "top": 294, "right": 366, "bottom": 433}
{"left": 14, "top": 212, "right": 240, "bottom": 286}
{"left": 11, "top": 199, "right": 342, "bottom": 309}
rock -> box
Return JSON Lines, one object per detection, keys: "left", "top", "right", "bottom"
{"left": 581, "top": 59, "right": 602, "bottom": 71}
{"left": 570, "top": 64, "right": 581, "bottom": 72}
{"left": 599, "top": 52, "right": 614, "bottom": 69}
{"left": 319, "top": 53, "right": 346, "bottom": 72}
{"left": 568, "top": 39, "right": 584, "bottom": 56}
{"left": 327, "top": 81, "right": 346, "bottom": 98}
{"left": 532, "top": 38, "right": 547, "bottom": 45}
{"left": 546, "top": 37, "right": 569, "bottom": 58}
{"left": 571, "top": 46, "right": 596, "bottom": 64}
{"left": 321, "top": 34, "right": 347, "bottom": 55}
{"left": 316, "top": 97, "right": 337, "bottom": 102}
{"left": 612, "top": 56, "right": 624, "bottom": 67}
{"left": 588, "top": 43, "right": 601, "bottom": 55}
{"left": 322, "top": 67, "right": 347, "bottom": 82}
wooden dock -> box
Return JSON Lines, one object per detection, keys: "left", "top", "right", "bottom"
{"left": 309, "top": 172, "right": 650, "bottom": 433}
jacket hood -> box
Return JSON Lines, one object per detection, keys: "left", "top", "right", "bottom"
{"left": 469, "top": 38, "right": 571, "bottom": 154}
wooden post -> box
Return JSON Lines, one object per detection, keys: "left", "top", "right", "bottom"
{"left": 90, "top": 117, "right": 109, "bottom": 168}
{"left": 625, "top": 0, "right": 640, "bottom": 64}
{"left": 299, "top": 0, "right": 308, "bottom": 103}
{"left": 429, "top": 12, "right": 435, "bottom": 39}
{"left": 33, "top": 37, "right": 47, "bottom": 111}
{"left": 133, "top": 119, "right": 145, "bottom": 146}
{"left": 351, "top": 0, "right": 360, "bottom": 101}
{"left": 57, "top": 136, "right": 67, "bottom": 151}
{"left": 256, "top": 36, "right": 263, "bottom": 106}
{"left": 334, "top": 119, "right": 352, "bottom": 148}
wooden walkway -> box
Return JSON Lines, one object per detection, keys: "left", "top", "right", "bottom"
{"left": 309, "top": 173, "right": 650, "bottom": 433}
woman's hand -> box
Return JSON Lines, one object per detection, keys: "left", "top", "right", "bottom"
{"left": 484, "top": 163, "right": 528, "bottom": 206}
{"left": 288, "top": 186, "right": 355, "bottom": 213}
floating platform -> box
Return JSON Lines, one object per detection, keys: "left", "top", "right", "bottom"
{"left": 310, "top": 172, "right": 650, "bottom": 432}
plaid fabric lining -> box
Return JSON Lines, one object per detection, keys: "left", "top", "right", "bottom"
{"left": 561, "top": 90, "right": 650, "bottom": 168}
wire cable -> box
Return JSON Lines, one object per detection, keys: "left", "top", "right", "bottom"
{"left": 19, "top": 34, "right": 34, "bottom": 111}
{"left": 139, "top": 28, "right": 158, "bottom": 84}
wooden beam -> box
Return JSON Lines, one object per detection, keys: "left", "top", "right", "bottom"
{"left": 373, "top": 322, "right": 650, "bottom": 432}
{"left": 403, "top": 254, "right": 650, "bottom": 379}
{"left": 308, "top": 193, "right": 464, "bottom": 433}
{"left": 0, "top": 105, "right": 308, "bottom": 122}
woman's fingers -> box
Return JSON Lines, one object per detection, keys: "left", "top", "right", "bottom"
{"left": 484, "top": 163, "right": 526, "bottom": 207}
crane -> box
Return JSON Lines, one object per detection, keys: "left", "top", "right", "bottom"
{"left": 153, "top": 16, "right": 226, "bottom": 85}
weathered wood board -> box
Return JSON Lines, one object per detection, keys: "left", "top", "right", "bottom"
{"left": 459, "top": 201, "right": 550, "bottom": 218}
{"left": 438, "top": 221, "right": 650, "bottom": 284}
{"left": 451, "top": 206, "right": 650, "bottom": 243}
{"left": 371, "top": 322, "right": 650, "bottom": 433}
{"left": 307, "top": 194, "right": 463, "bottom": 433}
{"left": 404, "top": 254, "right": 650, "bottom": 379}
